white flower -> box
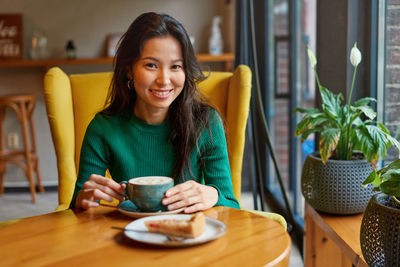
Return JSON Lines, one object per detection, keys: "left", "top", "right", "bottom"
{"left": 350, "top": 43, "right": 362, "bottom": 67}
{"left": 307, "top": 46, "right": 317, "bottom": 68}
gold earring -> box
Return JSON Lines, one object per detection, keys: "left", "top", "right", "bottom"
{"left": 127, "top": 80, "right": 134, "bottom": 90}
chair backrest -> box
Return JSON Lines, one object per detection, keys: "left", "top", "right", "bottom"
{"left": 44, "top": 65, "right": 251, "bottom": 210}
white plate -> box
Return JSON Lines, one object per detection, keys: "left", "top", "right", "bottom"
{"left": 117, "top": 200, "right": 184, "bottom": 218}
{"left": 124, "top": 214, "right": 226, "bottom": 247}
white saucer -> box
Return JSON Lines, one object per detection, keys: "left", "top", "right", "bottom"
{"left": 123, "top": 214, "right": 226, "bottom": 247}
{"left": 117, "top": 200, "right": 184, "bottom": 218}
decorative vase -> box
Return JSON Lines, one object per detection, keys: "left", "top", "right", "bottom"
{"left": 360, "top": 193, "right": 400, "bottom": 267}
{"left": 301, "top": 152, "right": 374, "bottom": 214}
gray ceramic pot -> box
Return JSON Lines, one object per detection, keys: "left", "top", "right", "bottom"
{"left": 301, "top": 152, "right": 375, "bottom": 214}
{"left": 361, "top": 193, "right": 400, "bottom": 267}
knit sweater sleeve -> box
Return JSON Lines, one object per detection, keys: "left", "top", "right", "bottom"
{"left": 69, "top": 114, "right": 110, "bottom": 208}
{"left": 200, "top": 111, "right": 240, "bottom": 209}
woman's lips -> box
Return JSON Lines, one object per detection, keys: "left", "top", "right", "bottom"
{"left": 149, "top": 89, "right": 173, "bottom": 98}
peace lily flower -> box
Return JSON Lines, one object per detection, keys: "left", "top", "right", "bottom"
{"left": 307, "top": 46, "right": 317, "bottom": 69}
{"left": 350, "top": 43, "right": 362, "bottom": 67}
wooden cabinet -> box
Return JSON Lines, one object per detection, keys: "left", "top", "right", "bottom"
{"left": 304, "top": 203, "right": 368, "bottom": 267}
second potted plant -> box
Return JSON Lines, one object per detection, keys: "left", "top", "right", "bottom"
{"left": 295, "top": 43, "right": 400, "bottom": 214}
{"left": 360, "top": 159, "right": 400, "bottom": 266}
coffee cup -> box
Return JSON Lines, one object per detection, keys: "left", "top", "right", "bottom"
{"left": 122, "top": 176, "right": 174, "bottom": 212}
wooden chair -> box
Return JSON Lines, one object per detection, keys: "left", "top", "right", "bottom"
{"left": 44, "top": 65, "right": 287, "bottom": 229}
{"left": 0, "top": 94, "right": 44, "bottom": 203}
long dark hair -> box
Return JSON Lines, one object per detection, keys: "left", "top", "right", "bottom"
{"left": 102, "top": 12, "right": 212, "bottom": 180}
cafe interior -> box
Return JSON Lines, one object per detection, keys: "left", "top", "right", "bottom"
{"left": 1, "top": 0, "right": 399, "bottom": 266}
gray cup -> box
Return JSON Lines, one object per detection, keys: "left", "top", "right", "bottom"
{"left": 121, "top": 176, "right": 174, "bottom": 212}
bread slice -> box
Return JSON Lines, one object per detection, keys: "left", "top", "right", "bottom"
{"left": 144, "top": 212, "right": 206, "bottom": 238}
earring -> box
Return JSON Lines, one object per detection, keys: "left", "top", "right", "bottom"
{"left": 127, "top": 80, "right": 134, "bottom": 90}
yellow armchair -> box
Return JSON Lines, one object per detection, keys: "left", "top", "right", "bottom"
{"left": 44, "top": 65, "right": 286, "bottom": 229}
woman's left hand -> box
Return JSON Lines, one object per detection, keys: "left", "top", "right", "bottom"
{"left": 162, "top": 180, "right": 219, "bottom": 213}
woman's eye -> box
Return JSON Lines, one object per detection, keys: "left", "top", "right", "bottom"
{"left": 172, "top": 64, "right": 182, "bottom": 70}
{"left": 146, "top": 63, "right": 157, "bottom": 69}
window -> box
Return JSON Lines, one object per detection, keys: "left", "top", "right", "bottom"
{"left": 380, "top": 0, "right": 400, "bottom": 162}
{"left": 263, "top": 0, "right": 316, "bottom": 228}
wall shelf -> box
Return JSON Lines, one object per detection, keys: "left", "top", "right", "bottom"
{"left": 0, "top": 53, "right": 235, "bottom": 71}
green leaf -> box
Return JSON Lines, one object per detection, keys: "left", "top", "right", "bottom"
{"left": 362, "top": 169, "right": 380, "bottom": 187}
{"left": 352, "top": 117, "right": 364, "bottom": 127}
{"left": 336, "top": 106, "right": 347, "bottom": 126}
{"left": 378, "top": 123, "right": 390, "bottom": 134}
{"left": 382, "top": 169, "right": 400, "bottom": 181}
{"left": 294, "top": 113, "right": 328, "bottom": 137}
{"left": 354, "top": 97, "right": 376, "bottom": 107}
{"left": 319, "top": 128, "right": 340, "bottom": 164}
{"left": 380, "top": 180, "right": 400, "bottom": 198}
{"left": 319, "top": 86, "right": 342, "bottom": 119}
{"left": 295, "top": 116, "right": 314, "bottom": 137}
{"left": 385, "top": 133, "right": 400, "bottom": 151}
{"left": 355, "top": 106, "right": 376, "bottom": 120}
{"left": 366, "top": 125, "right": 389, "bottom": 159}
{"left": 355, "top": 127, "right": 379, "bottom": 165}
{"left": 378, "top": 159, "right": 400, "bottom": 175}
{"left": 300, "top": 128, "right": 321, "bottom": 142}
{"left": 293, "top": 107, "right": 320, "bottom": 114}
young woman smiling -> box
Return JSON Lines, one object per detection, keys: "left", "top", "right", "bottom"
{"left": 71, "top": 12, "right": 240, "bottom": 213}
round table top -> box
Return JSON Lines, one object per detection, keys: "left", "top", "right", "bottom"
{"left": 0, "top": 206, "right": 291, "bottom": 267}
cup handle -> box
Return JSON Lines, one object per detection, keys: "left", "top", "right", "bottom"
{"left": 119, "top": 181, "right": 128, "bottom": 201}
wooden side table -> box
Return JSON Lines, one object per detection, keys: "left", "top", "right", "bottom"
{"left": 304, "top": 203, "right": 368, "bottom": 267}
{"left": 0, "top": 94, "right": 44, "bottom": 202}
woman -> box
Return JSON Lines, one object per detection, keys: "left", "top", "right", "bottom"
{"left": 71, "top": 12, "right": 240, "bottom": 213}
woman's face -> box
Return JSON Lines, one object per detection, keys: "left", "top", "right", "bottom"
{"left": 130, "top": 35, "right": 186, "bottom": 123}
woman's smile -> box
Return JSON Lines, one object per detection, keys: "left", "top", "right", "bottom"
{"left": 149, "top": 89, "right": 174, "bottom": 98}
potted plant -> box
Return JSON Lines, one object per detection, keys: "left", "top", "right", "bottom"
{"left": 360, "top": 159, "right": 400, "bottom": 266}
{"left": 295, "top": 43, "right": 400, "bottom": 214}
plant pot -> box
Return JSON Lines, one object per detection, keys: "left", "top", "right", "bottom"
{"left": 360, "top": 193, "right": 400, "bottom": 267}
{"left": 301, "top": 151, "right": 375, "bottom": 214}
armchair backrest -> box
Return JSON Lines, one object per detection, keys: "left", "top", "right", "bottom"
{"left": 44, "top": 65, "right": 251, "bottom": 210}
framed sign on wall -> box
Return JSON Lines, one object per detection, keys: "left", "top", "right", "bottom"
{"left": 0, "top": 14, "right": 23, "bottom": 60}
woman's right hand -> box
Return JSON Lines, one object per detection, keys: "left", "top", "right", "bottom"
{"left": 75, "top": 174, "right": 126, "bottom": 209}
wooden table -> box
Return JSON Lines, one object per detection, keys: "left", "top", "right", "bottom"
{"left": 0, "top": 206, "right": 291, "bottom": 267}
{"left": 304, "top": 203, "right": 368, "bottom": 267}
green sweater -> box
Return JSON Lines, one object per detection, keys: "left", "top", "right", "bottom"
{"left": 70, "top": 109, "right": 240, "bottom": 209}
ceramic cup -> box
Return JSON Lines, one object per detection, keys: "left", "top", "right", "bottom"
{"left": 122, "top": 176, "right": 174, "bottom": 212}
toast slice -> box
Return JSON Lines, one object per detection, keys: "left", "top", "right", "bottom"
{"left": 144, "top": 212, "right": 206, "bottom": 238}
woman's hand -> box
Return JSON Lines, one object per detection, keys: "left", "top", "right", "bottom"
{"left": 162, "top": 180, "right": 219, "bottom": 213}
{"left": 75, "top": 174, "right": 126, "bottom": 209}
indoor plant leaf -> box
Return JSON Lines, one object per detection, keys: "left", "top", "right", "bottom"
{"left": 299, "top": 128, "right": 322, "bottom": 143}
{"left": 293, "top": 107, "right": 320, "bottom": 114}
{"left": 380, "top": 180, "right": 400, "bottom": 198}
{"left": 377, "top": 159, "right": 400, "bottom": 175}
{"left": 366, "top": 125, "right": 390, "bottom": 159}
{"left": 319, "top": 86, "right": 342, "bottom": 119}
{"left": 381, "top": 169, "right": 400, "bottom": 181}
{"left": 355, "top": 105, "right": 376, "bottom": 120}
{"left": 354, "top": 97, "right": 376, "bottom": 107}
{"left": 295, "top": 113, "right": 327, "bottom": 136}
{"left": 362, "top": 169, "right": 380, "bottom": 187}
{"left": 319, "top": 127, "right": 340, "bottom": 164}
{"left": 354, "top": 127, "right": 379, "bottom": 168}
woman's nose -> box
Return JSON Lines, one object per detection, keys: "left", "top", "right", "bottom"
{"left": 156, "top": 69, "right": 170, "bottom": 86}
